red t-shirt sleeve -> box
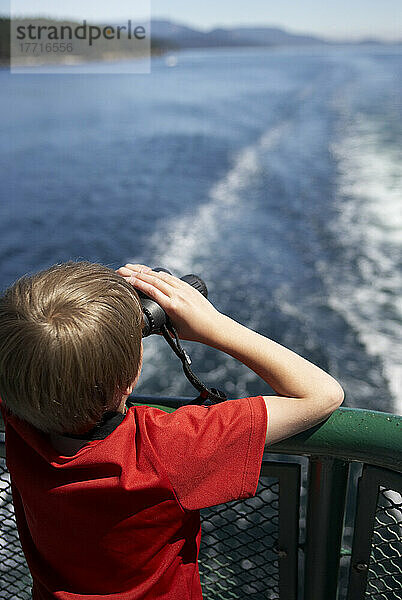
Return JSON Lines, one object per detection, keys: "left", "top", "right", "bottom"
{"left": 137, "top": 396, "right": 267, "bottom": 511}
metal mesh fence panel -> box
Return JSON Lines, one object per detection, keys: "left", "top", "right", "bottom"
{"left": 199, "top": 476, "right": 280, "bottom": 600}
{"left": 0, "top": 457, "right": 33, "bottom": 600}
{"left": 365, "top": 486, "right": 402, "bottom": 600}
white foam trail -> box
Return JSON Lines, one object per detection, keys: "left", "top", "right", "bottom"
{"left": 131, "top": 122, "right": 289, "bottom": 394}
{"left": 147, "top": 121, "right": 289, "bottom": 275}
{"left": 329, "top": 114, "right": 402, "bottom": 413}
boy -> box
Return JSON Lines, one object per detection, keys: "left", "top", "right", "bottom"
{"left": 0, "top": 261, "right": 343, "bottom": 599}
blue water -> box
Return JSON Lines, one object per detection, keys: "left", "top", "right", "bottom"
{"left": 0, "top": 46, "right": 401, "bottom": 413}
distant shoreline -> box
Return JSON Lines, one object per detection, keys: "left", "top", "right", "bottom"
{"left": 1, "top": 13, "right": 400, "bottom": 71}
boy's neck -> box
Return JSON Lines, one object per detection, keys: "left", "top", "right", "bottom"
{"left": 117, "top": 397, "right": 128, "bottom": 415}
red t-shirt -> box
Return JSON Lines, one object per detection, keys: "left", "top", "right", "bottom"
{"left": 0, "top": 397, "right": 267, "bottom": 599}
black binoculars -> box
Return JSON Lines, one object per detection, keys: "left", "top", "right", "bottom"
{"left": 137, "top": 268, "right": 208, "bottom": 337}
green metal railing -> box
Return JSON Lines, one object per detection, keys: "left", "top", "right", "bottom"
{"left": 1, "top": 398, "right": 401, "bottom": 600}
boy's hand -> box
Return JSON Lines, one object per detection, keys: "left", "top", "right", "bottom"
{"left": 116, "top": 264, "right": 224, "bottom": 343}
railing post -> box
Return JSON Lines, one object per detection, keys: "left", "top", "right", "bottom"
{"left": 303, "top": 456, "right": 349, "bottom": 600}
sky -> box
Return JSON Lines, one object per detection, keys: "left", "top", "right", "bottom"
{"left": 4, "top": 0, "right": 402, "bottom": 41}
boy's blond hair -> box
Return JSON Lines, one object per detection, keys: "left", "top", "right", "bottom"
{"left": 0, "top": 261, "right": 143, "bottom": 435}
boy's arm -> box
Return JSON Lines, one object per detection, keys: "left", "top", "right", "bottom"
{"left": 117, "top": 265, "right": 344, "bottom": 446}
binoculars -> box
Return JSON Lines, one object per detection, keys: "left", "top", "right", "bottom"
{"left": 137, "top": 268, "right": 208, "bottom": 337}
